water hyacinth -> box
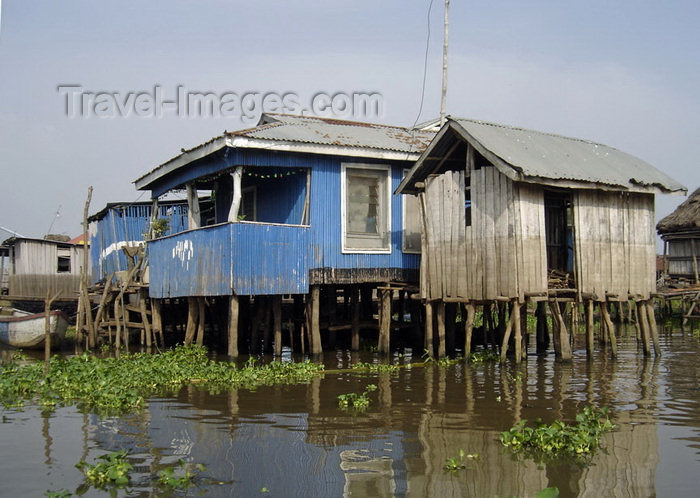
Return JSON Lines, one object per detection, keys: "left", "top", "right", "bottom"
{"left": 0, "top": 345, "right": 323, "bottom": 414}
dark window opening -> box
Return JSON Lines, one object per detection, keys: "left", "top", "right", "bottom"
{"left": 544, "top": 191, "right": 574, "bottom": 275}
{"left": 57, "top": 255, "right": 71, "bottom": 273}
{"left": 464, "top": 175, "right": 472, "bottom": 227}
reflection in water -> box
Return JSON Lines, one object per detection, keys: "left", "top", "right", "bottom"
{"left": 2, "top": 329, "right": 700, "bottom": 496}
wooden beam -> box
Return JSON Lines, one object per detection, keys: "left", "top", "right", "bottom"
{"left": 436, "top": 300, "right": 446, "bottom": 358}
{"left": 585, "top": 300, "right": 594, "bottom": 358}
{"left": 310, "top": 285, "right": 322, "bottom": 355}
{"left": 378, "top": 288, "right": 392, "bottom": 354}
{"left": 424, "top": 301, "right": 434, "bottom": 358}
{"left": 601, "top": 301, "right": 618, "bottom": 358}
{"left": 645, "top": 301, "right": 661, "bottom": 356}
{"left": 464, "top": 303, "right": 475, "bottom": 360}
{"left": 228, "top": 294, "right": 239, "bottom": 357}
{"left": 273, "top": 295, "right": 282, "bottom": 356}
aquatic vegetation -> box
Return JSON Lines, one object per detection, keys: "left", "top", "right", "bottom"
{"left": 500, "top": 406, "right": 615, "bottom": 463}
{"left": 350, "top": 361, "right": 401, "bottom": 373}
{"left": 76, "top": 450, "right": 132, "bottom": 488}
{"left": 337, "top": 384, "right": 377, "bottom": 411}
{"left": 468, "top": 349, "right": 500, "bottom": 364}
{"left": 443, "top": 449, "right": 479, "bottom": 472}
{"left": 44, "top": 490, "right": 71, "bottom": 497}
{"left": 0, "top": 344, "right": 324, "bottom": 414}
{"left": 536, "top": 487, "right": 560, "bottom": 498}
{"left": 157, "top": 459, "right": 206, "bottom": 489}
{"left": 422, "top": 350, "right": 463, "bottom": 367}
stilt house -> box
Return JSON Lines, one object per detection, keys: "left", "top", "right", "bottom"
{"left": 397, "top": 117, "right": 685, "bottom": 360}
{"left": 657, "top": 186, "right": 700, "bottom": 284}
{"left": 133, "top": 114, "right": 434, "bottom": 355}
{"left": 0, "top": 236, "right": 86, "bottom": 299}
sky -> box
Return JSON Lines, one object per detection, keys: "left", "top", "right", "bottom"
{"left": 0, "top": 0, "right": 698, "bottom": 243}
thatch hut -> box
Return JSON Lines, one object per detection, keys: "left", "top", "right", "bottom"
{"left": 397, "top": 117, "right": 685, "bottom": 360}
{"left": 657, "top": 187, "right": 700, "bottom": 284}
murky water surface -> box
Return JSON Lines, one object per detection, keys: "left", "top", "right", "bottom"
{"left": 2, "top": 325, "right": 700, "bottom": 497}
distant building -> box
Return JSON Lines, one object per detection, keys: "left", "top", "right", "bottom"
{"left": 657, "top": 186, "right": 700, "bottom": 284}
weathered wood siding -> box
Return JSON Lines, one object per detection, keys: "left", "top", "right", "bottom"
{"left": 8, "top": 239, "right": 82, "bottom": 298}
{"left": 421, "top": 166, "right": 546, "bottom": 301}
{"left": 574, "top": 191, "right": 655, "bottom": 299}
{"left": 667, "top": 239, "right": 699, "bottom": 276}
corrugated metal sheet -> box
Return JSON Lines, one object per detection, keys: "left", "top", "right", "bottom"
{"left": 232, "top": 223, "right": 311, "bottom": 295}
{"left": 148, "top": 224, "right": 232, "bottom": 298}
{"left": 244, "top": 114, "right": 435, "bottom": 153}
{"left": 89, "top": 202, "right": 189, "bottom": 283}
{"left": 451, "top": 118, "right": 685, "bottom": 192}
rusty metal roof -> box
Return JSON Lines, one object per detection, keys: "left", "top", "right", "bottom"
{"left": 398, "top": 117, "right": 686, "bottom": 195}
{"left": 135, "top": 114, "right": 435, "bottom": 190}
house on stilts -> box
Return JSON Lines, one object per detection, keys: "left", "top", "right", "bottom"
{"left": 657, "top": 186, "right": 700, "bottom": 285}
{"left": 133, "top": 114, "right": 434, "bottom": 356}
{"left": 397, "top": 117, "right": 685, "bottom": 361}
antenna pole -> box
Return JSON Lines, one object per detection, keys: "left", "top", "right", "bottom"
{"left": 440, "top": 0, "right": 450, "bottom": 126}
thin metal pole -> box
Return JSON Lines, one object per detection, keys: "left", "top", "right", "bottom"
{"left": 440, "top": 0, "right": 450, "bottom": 125}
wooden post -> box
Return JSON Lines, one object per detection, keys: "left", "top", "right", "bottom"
{"left": 228, "top": 167, "right": 243, "bottom": 222}
{"left": 44, "top": 291, "right": 60, "bottom": 375}
{"left": 513, "top": 299, "right": 523, "bottom": 364}
{"left": 549, "top": 300, "right": 572, "bottom": 361}
{"left": 436, "top": 300, "right": 446, "bottom": 358}
{"left": 184, "top": 297, "right": 198, "bottom": 345}
{"left": 636, "top": 300, "right": 651, "bottom": 356}
{"left": 228, "top": 294, "right": 239, "bottom": 357}
{"left": 196, "top": 298, "right": 206, "bottom": 346}
{"left": 310, "top": 285, "right": 322, "bottom": 355}
{"left": 138, "top": 289, "right": 152, "bottom": 348}
{"left": 351, "top": 287, "right": 360, "bottom": 351}
{"left": 273, "top": 295, "right": 282, "bottom": 356}
{"left": 500, "top": 302, "right": 516, "bottom": 362}
{"left": 464, "top": 302, "right": 475, "bottom": 360}
{"left": 81, "top": 186, "right": 95, "bottom": 348}
{"left": 186, "top": 183, "right": 201, "bottom": 229}
{"left": 424, "top": 301, "right": 434, "bottom": 358}
{"left": 378, "top": 288, "right": 392, "bottom": 354}
{"left": 585, "top": 300, "right": 594, "bottom": 358}
{"left": 535, "top": 301, "right": 549, "bottom": 354}
{"left": 645, "top": 301, "right": 661, "bottom": 356}
{"left": 93, "top": 276, "right": 113, "bottom": 339}
{"left": 151, "top": 298, "right": 164, "bottom": 347}
{"left": 445, "top": 302, "right": 456, "bottom": 354}
{"left": 600, "top": 301, "right": 618, "bottom": 358}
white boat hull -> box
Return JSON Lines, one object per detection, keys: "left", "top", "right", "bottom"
{"left": 0, "top": 311, "right": 69, "bottom": 349}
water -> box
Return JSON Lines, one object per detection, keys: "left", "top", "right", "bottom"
{"left": 2, "top": 325, "right": 700, "bottom": 497}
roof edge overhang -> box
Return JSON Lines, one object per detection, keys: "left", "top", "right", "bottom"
{"left": 396, "top": 117, "right": 687, "bottom": 196}
{"left": 136, "top": 136, "right": 422, "bottom": 194}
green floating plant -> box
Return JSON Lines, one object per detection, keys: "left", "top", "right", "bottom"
{"left": 337, "top": 384, "right": 377, "bottom": 411}
{"left": 500, "top": 406, "right": 615, "bottom": 463}
{"left": 157, "top": 459, "right": 206, "bottom": 489}
{"left": 75, "top": 450, "right": 133, "bottom": 488}
{"left": 443, "top": 449, "right": 480, "bottom": 472}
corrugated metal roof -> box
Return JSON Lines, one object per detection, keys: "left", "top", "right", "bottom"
{"left": 249, "top": 114, "right": 435, "bottom": 152}
{"left": 134, "top": 114, "right": 435, "bottom": 190}
{"left": 398, "top": 117, "right": 686, "bottom": 195}
{"left": 452, "top": 118, "right": 685, "bottom": 192}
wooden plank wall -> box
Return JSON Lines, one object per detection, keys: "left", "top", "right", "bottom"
{"left": 421, "top": 165, "right": 547, "bottom": 301}
{"left": 574, "top": 191, "right": 655, "bottom": 299}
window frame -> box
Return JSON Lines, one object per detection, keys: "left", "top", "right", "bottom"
{"left": 340, "top": 163, "right": 392, "bottom": 254}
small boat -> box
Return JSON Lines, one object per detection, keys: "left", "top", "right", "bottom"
{"left": 0, "top": 308, "right": 70, "bottom": 349}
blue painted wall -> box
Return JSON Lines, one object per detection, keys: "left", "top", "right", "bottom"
{"left": 90, "top": 203, "right": 188, "bottom": 284}
{"left": 146, "top": 148, "right": 420, "bottom": 297}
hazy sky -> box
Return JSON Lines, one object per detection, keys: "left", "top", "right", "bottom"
{"left": 1, "top": 0, "right": 698, "bottom": 240}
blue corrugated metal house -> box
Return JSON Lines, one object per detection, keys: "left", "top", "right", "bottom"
{"left": 134, "top": 114, "right": 434, "bottom": 355}
{"left": 88, "top": 200, "right": 193, "bottom": 284}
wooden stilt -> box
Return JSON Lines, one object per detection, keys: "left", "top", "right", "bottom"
{"left": 464, "top": 302, "right": 475, "bottom": 360}
{"left": 151, "top": 298, "right": 164, "bottom": 347}
{"left": 310, "top": 285, "right": 322, "bottom": 355}
{"left": 424, "top": 301, "right": 434, "bottom": 358}
{"left": 228, "top": 294, "right": 239, "bottom": 357}
{"left": 645, "top": 301, "right": 661, "bottom": 356}
{"left": 500, "top": 301, "right": 516, "bottom": 362}
{"left": 513, "top": 299, "right": 523, "bottom": 364}
{"left": 273, "top": 295, "right": 282, "bottom": 357}
{"left": 378, "top": 288, "right": 391, "bottom": 354}
{"left": 585, "top": 300, "right": 594, "bottom": 358}
{"left": 114, "top": 299, "right": 121, "bottom": 351}
{"left": 549, "top": 300, "right": 572, "bottom": 361}
{"left": 184, "top": 297, "right": 198, "bottom": 345}
{"left": 445, "top": 302, "right": 456, "bottom": 355}
{"left": 636, "top": 300, "right": 651, "bottom": 356}
{"left": 195, "top": 298, "right": 206, "bottom": 346}
{"left": 262, "top": 298, "right": 271, "bottom": 352}
{"left": 600, "top": 300, "right": 617, "bottom": 358}
{"left": 535, "top": 301, "right": 549, "bottom": 354}
{"left": 351, "top": 287, "right": 360, "bottom": 352}
{"left": 436, "top": 300, "right": 446, "bottom": 358}
{"left": 139, "top": 289, "right": 152, "bottom": 348}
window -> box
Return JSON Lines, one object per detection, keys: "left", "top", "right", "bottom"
{"left": 464, "top": 175, "right": 472, "bottom": 227}
{"left": 57, "top": 247, "right": 71, "bottom": 273}
{"left": 240, "top": 186, "right": 257, "bottom": 221}
{"left": 341, "top": 164, "right": 391, "bottom": 253}
{"left": 402, "top": 169, "right": 421, "bottom": 253}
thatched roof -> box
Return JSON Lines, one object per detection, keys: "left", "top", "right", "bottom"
{"left": 657, "top": 187, "right": 700, "bottom": 234}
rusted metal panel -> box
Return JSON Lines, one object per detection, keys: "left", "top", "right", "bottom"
{"left": 148, "top": 224, "right": 232, "bottom": 298}
{"left": 231, "top": 222, "right": 311, "bottom": 295}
